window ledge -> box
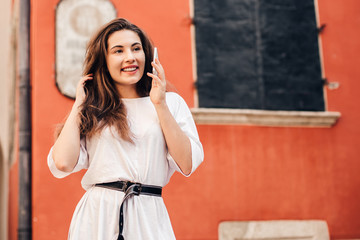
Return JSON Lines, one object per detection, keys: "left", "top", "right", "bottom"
{"left": 191, "top": 108, "right": 341, "bottom": 127}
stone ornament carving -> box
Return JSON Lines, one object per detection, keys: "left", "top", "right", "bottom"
{"left": 56, "top": 0, "right": 116, "bottom": 98}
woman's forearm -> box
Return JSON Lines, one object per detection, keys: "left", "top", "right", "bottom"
{"left": 52, "top": 102, "right": 82, "bottom": 172}
{"left": 154, "top": 102, "right": 192, "bottom": 175}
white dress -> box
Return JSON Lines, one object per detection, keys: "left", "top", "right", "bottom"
{"left": 47, "top": 92, "right": 204, "bottom": 240}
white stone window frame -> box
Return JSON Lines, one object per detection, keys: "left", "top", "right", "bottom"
{"left": 190, "top": 108, "right": 340, "bottom": 127}
{"left": 189, "top": 0, "right": 340, "bottom": 128}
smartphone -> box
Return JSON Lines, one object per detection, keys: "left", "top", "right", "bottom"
{"left": 152, "top": 47, "right": 158, "bottom": 76}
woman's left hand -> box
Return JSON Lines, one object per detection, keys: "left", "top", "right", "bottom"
{"left": 147, "top": 58, "right": 166, "bottom": 106}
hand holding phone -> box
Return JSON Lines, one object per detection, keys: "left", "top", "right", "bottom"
{"left": 152, "top": 47, "right": 158, "bottom": 76}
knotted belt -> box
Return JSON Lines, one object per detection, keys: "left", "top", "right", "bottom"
{"left": 95, "top": 181, "right": 162, "bottom": 240}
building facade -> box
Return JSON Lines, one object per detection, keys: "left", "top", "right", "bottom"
{"left": 6, "top": 0, "right": 360, "bottom": 239}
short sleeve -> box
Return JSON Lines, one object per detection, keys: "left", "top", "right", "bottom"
{"left": 47, "top": 138, "right": 89, "bottom": 178}
{"left": 166, "top": 93, "right": 204, "bottom": 177}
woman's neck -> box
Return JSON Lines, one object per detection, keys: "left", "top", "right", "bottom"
{"left": 116, "top": 84, "right": 139, "bottom": 99}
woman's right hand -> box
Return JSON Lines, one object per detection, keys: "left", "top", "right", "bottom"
{"left": 75, "top": 74, "right": 93, "bottom": 106}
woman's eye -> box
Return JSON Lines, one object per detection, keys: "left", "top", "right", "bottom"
{"left": 115, "top": 49, "right": 123, "bottom": 53}
{"left": 134, "top": 47, "right": 141, "bottom": 51}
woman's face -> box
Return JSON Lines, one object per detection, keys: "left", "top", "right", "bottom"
{"left": 106, "top": 29, "right": 146, "bottom": 95}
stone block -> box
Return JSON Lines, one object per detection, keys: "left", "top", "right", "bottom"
{"left": 219, "top": 220, "right": 329, "bottom": 240}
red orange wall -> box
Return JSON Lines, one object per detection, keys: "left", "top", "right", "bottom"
{"left": 8, "top": 0, "right": 360, "bottom": 239}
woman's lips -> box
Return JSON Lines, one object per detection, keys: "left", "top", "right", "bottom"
{"left": 122, "top": 65, "right": 138, "bottom": 73}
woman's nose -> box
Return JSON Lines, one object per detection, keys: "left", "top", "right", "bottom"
{"left": 124, "top": 50, "right": 135, "bottom": 62}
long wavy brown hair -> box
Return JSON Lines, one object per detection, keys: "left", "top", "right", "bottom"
{"left": 79, "top": 18, "right": 154, "bottom": 141}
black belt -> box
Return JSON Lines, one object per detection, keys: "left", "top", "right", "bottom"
{"left": 95, "top": 181, "right": 162, "bottom": 240}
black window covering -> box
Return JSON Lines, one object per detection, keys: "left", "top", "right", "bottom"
{"left": 194, "top": 0, "right": 325, "bottom": 111}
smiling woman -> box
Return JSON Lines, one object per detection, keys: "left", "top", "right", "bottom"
{"left": 106, "top": 30, "right": 146, "bottom": 98}
{"left": 47, "top": 18, "right": 204, "bottom": 240}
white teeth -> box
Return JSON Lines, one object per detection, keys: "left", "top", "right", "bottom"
{"left": 122, "top": 67, "right": 137, "bottom": 72}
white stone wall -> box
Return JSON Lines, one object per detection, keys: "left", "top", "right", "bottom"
{"left": 0, "top": 0, "right": 17, "bottom": 238}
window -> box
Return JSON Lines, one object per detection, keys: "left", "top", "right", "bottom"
{"left": 194, "top": 0, "right": 325, "bottom": 111}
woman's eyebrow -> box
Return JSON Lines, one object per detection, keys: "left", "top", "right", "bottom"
{"left": 110, "top": 42, "right": 142, "bottom": 50}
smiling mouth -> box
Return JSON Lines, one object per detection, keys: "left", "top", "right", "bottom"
{"left": 122, "top": 66, "right": 138, "bottom": 72}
